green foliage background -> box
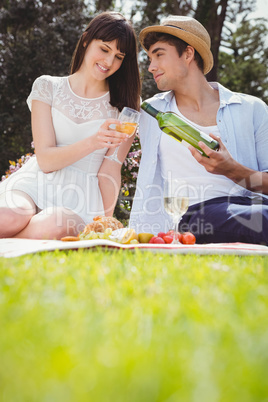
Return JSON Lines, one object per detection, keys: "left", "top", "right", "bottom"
{"left": 0, "top": 0, "right": 88, "bottom": 175}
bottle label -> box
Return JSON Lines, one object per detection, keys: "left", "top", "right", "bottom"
{"left": 200, "top": 131, "right": 213, "bottom": 143}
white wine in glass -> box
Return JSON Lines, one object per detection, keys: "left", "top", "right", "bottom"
{"left": 104, "top": 107, "right": 140, "bottom": 164}
{"left": 164, "top": 179, "right": 189, "bottom": 244}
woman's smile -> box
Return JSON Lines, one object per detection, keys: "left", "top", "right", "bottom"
{"left": 96, "top": 63, "right": 109, "bottom": 73}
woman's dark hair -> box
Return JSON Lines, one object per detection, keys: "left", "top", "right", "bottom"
{"left": 143, "top": 32, "right": 204, "bottom": 73}
{"left": 70, "top": 11, "right": 140, "bottom": 111}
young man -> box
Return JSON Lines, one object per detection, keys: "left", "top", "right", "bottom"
{"left": 130, "top": 15, "right": 268, "bottom": 244}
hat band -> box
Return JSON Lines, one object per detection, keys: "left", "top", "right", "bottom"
{"left": 164, "top": 24, "right": 187, "bottom": 32}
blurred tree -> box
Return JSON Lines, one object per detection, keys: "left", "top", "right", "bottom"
{"left": 195, "top": 0, "right": 256, "bottom": 81}
{"left": 0, "top": 0, "right": 88, "bottom": 175}
{"left": 218, "top": 18, "right": 268, "bottom": 103}
{"left": 95, "top": 0, "right": 115, "bottom": 11}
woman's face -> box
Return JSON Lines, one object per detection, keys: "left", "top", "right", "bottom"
{"left": 81, "top": 39, "right": 125, "bottom": 80}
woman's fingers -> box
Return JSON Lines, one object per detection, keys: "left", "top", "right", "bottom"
{"left": 95, "top": 130, "right": 126, "bottom": 149}
{"left": 93, "top": 118, "right": 135, "bottom": 149}
{"left": 101, "top": 120, "right": 129, "bottom": 144}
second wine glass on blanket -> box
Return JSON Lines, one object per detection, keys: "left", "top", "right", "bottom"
{"left": 164, "top": 178, "right": 189, "bottom": 244}
{"left": 105, "top": 107, "right": 140, "bottom": 164}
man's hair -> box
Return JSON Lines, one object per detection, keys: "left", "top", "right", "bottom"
{"left": 143, "top": 32, "right": 204, "bottom": 73}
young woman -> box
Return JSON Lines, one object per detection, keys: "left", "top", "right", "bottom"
{"left": 0, "top": 11, "right": 141, "bottom": 239}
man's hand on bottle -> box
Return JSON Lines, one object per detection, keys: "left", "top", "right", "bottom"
{"left": 188, "top": 133, "right": 236, "bottom": 177}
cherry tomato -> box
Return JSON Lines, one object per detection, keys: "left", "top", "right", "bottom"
{"left": 175, "top": 232, "right": 183, "bottom": 243}
{"left": 181, "top": 232, "right": 196, "bottom": 245}
{"left": 149, "top": 236, "right": 165, "bottom": 244}
{"left": 166, "top": 230, "right": 174, "bottom": 236}
{"left": 163, "top": 235, "right": 173, "bottom": 244}
{"left": 153, "top": 236, "right": 165, "bottom": 244}
{"left": 166, "top": 231, "right": 183, "bottom": 242}
{"left": 158, "top": 232, "right": 166, "bottom": 238}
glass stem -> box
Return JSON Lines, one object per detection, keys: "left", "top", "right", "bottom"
{"left": 104, "top": 146, "right": 121, "bottom": 164}
{"left": 113, "top": 146, "right": 119, "bottom": 160}
{"left": 173, "top": 216, "right": 181, "bottom": 244}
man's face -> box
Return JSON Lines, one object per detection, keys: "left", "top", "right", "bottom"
{"left": 147, "top": 41, "right": 188, "bottom": 91}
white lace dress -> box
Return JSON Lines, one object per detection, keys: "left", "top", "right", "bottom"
{"left": 0, "top": 75, "right": 120, "bottom": 224}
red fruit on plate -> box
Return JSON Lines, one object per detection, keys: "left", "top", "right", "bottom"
{"left": 167, "top": 231, "right": 183, "bottom": 242}
{"left": 181, "top": 232, "right": 196, "bottom": 245}
{"left": 149, "top": 236, "right": 157, "bottom": 244}
{"left": 163, "top": 235, "right": 173, "bottom": 244}
{"left": 157, "top": 232, "right": 166, "bottom": 238}
{"left": 166, "top": 230, "right": 174, "bottom": 236}
{"left": 153, "top": 236, "right": 165, "bottom": 244}
{"left": 175, "top": 232, "right": 183, "bottom": 243}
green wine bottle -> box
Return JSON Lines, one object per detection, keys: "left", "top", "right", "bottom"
{"left": 141, "top": 101, "right": 219, "bottom": 157}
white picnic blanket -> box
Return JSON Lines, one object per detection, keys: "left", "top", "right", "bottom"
{"left": 1, "top": 238, "right": 268, "bottom": 258}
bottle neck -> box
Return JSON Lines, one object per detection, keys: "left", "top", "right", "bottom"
{"left": 141, "top": 102, "right": 159, "bottom": 118}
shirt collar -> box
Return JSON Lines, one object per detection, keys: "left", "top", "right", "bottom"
{"left": 209, "top": 82, "right": 242, "bottom": 107}
{"left": 152, "top": 90, "right": 174, "bottom": 102}
{"left": 152, "top": 82, "right": 242, "bottom": 108}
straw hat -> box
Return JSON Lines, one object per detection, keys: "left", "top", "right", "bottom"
{"left": 139, "top": 15, "right": 214, "bottom": 74}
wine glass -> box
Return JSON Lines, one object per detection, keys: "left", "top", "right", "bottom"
{"left": 163, "top": 178, "right": 189, "bottom": 244}
{"left": 104, "top": 107, "right": 140, "bottom": 164}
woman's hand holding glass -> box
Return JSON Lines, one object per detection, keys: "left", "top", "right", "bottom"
{"left": 91, "top": 118, "right": 128, "bottom": 151}
{"left": 105, "top": 107, "right": 140, "bottom": 164}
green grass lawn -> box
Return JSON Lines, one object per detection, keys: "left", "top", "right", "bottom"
{"left": 0, "top": 250, "right": 268, "bottom": 402}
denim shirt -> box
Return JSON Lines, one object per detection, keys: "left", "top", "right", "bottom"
{"left": 130, "top": 82, "right": 268, "bottom": 234}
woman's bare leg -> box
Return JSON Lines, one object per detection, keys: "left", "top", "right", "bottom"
{"left": 0, "top": 190, "right": 37, "bottom": 238}
{"left": 14, "top": 207, "right": 85, "bottom": 240}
